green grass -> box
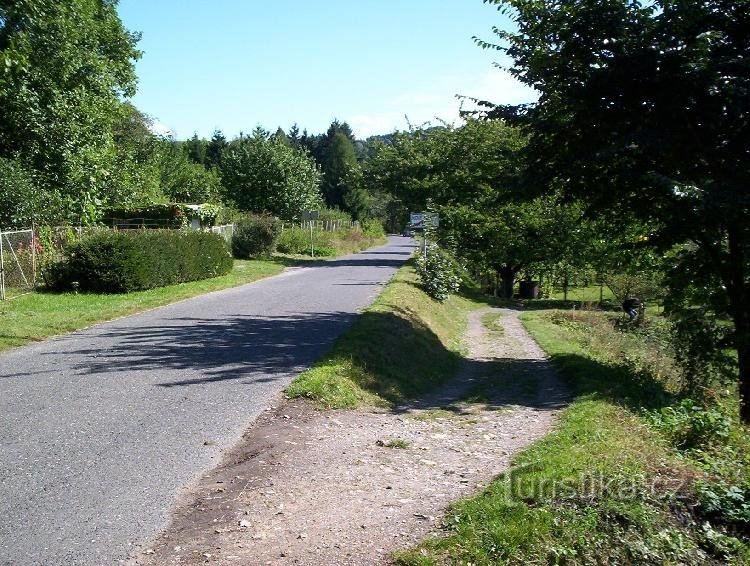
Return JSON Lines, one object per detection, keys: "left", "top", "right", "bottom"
{"left": 385, "top": 439, "right": 410, "bottom": 449}
{"left": 0, "top": 258, "right": 286, "bottom": 352}
{"left": 549, "top": 284, "right": 614, "bottom": 303}
{"left": 286, "top": 266, "right": 482, "bottom": 408}
{"left": 397, "top": 309, "right": 749, "bottom": 565}
{"left": 480, "top": 311, "right": 504, "bottom": 336}
{"left": 277, "top": 226, "right": 386, "bottom": 258}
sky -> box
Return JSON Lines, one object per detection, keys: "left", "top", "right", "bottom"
{"left": 117, "top": 0, "right": 537, "bottom": 140}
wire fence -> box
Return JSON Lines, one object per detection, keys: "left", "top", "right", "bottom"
{"left": 280, "top": 220, "right": 359, "bottom": 231}
{"left": 105, "top": 218, "right": 180, "bottom": 229}
{"left": 0, "top": 229, "right": 37, "bottom": 300}
{"left": 210, "top": 224, "right": 235, "bottom": 243}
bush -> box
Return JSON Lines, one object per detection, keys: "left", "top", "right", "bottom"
{"left": 361, "top": 218, "right": 385, "bottom": 238}
{"left": 277, "top": 227, "right": 310, "bottom": 254}
{"left": 647, "top": 399, "right": 732, "bottom": 451}
{"left": 57, "top": 229, "right": 232, "bottom": 292}
{"left": 415, "top": 245, "right": 461, "bottom": 302}
{"left": 231, "top": 215, "right": 281, "bottom": 258}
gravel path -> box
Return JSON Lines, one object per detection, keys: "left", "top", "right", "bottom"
{"left": 0, "top": 236, "right": 414, "bottom": 566}
{"left": 133, "top": 308, "right": 568, "bottom": 565}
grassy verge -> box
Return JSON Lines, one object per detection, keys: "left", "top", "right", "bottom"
{"left": 0, "top": 259, "right": 286, "bottom": 352}
{"left": 286, "top": 265, "right": 482, "bottom": 408}
{"left": 277, "top": 226, "right": 387, "bottom": 258}
{"left": 397, "top": 310, "right": 749, "bottom": 565}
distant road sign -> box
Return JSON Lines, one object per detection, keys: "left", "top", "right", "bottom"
{"left": 409, "top": 212, "right": 438, "bottom": 228}
{"left": 302, "top": 210, "right": 319, "bottom": 221}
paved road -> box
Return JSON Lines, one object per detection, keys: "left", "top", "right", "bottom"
{"left": 0, "top": 236, "right": 414, "bottom": 565}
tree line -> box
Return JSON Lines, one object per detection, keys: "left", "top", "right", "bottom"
{"left": 0, "top": 1, "right": 395, "bottom": 228}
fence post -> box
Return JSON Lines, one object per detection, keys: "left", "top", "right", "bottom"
{"left": 30, "top": 225, "right": 37, "bottom": 289}
{"left": 0, "top": 228, "right": 5, "bottom": 301}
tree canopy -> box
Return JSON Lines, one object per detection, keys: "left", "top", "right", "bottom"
{"left": 0, "top": 0, "right": 141, "bottom": 224}
{"left": 485, "top": 0, "right": 750, "bottom": 420}
{"left": 220, "top": 129, "right": 322, "bottom": 220}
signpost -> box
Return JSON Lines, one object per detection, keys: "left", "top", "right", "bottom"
{"left": 410, "top": 212, "right": 425, "bottom": 228}
{"left": 410, "top": 211, "right": 439, "bottom": 258}
{"left": 302, "top": 210, "right": 319, "bottom": 257}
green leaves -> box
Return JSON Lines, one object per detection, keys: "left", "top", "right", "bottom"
{"left": 220, "top": 131, "right": 322, "bottom": 221}
{"left": 0, "top": 0, "right": 141, "bottom": 224}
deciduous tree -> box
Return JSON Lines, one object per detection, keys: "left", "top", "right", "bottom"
{"left": 0, "top": 0, "right": 141, "bottom": 223}
{"left": 485, "top": 0, "right": 750, "bottom": 420}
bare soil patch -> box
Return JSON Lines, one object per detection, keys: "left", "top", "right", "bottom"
{"left": 130, "top": 308, "right": 567, "bottom": 565}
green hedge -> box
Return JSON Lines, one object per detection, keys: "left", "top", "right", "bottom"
{"left": 60, "top": 230, "right": 233, "bottom": 292}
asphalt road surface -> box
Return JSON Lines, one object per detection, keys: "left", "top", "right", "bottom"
{"left": 0, "top": 236, "right": 415, "bottom": 565}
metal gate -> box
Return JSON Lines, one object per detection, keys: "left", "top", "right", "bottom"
{"left": 0, "top": 228, "right": 36, "bottom": 300}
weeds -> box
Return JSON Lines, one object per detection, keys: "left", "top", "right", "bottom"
{"left": 385, "top": 439, "right": 410, "bottom": 449}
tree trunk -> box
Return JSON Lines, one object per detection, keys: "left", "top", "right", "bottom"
{"left": 726, "top": 225, "right": 749, "bottom": 424}
{"left": 499, "top": 265, "right": 516, "bottom": 299}
{"left": 739, "top": 338, "right": 750, "bottom": 424}
{"left": 563, "top": 275, "right": 569, "bottom": 303}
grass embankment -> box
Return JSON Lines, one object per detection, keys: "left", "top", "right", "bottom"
{"left": 0, "top": 259, "right": 286, "bottom": 352}
{"left": 286, "top": 265, "right": 481, "bottom": 408}
{"left": 398, "top": 310, "right": 749, "bottom": 565}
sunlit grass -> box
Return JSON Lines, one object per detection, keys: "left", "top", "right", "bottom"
{"left": 286, "top": 266, "right": 482, "bottom": 408}
{"left": 0, "top": 259, "right": 286, "bottom": 352}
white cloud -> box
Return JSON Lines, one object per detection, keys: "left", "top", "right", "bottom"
{"left": 348, "top": 69, "right": 537, "bottom": 138}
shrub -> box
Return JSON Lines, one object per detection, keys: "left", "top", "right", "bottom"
{"left": 415, "top": 245, "right": 461, "bottom": 302}
{"left": 231, "top": 215, "right": 281, "bottom": 258}
{"left": 58, "top": 229, "right": 232, "bottom": 292}
{"left": 647, "top": 399, "right": 732, "bottom": 451}
{"left": 361, "top": 218, "right": 385, "bottom": 238}
{"left": 277, "top": 227, "right": 310, "bottom": 254}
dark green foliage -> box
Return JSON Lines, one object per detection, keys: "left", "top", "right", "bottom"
{"left": 0, "top": 156, "right": 56, "bottom": 228}
{"left": 321, "top": 131, "right": 358, "bottom": 209}
{"left": 205, "top": 130, "right": 227, "bottom": 170}
{"left": 183, "top": 133, "right": 207, "bottom": 166}
{"left": 0, "top": 0, "right": 141, "bottom": 224}
{"left": 231, "top": 215, "right": 281, "bottom": 258}
{"left": 220, "top": 129, "right": 322, "bottom": 220}
{"left": 697, "top": 482, "right": 750, "bottom": 531}
{"left": 157, "top": 140, "right": 222, "bottom": 203}
{"left": 487, "top": 0, "right": 750, "bottom": 422}
{"left": 59, "top": 230, "right": 232, "bottom": 293}
{"left": 648, "top": 399, "right": 732, "bottom": 451}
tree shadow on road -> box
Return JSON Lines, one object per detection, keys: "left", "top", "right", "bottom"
{"left": 56, "top": 311, "right": 360, "bottom": 387}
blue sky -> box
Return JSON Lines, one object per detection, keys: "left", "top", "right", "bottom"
{"left": 117, "top": 0, "right": 536, "bottom": 140}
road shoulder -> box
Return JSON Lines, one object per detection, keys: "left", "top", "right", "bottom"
{"left": 131, "top": 307, "right": 568, "bottom": 565}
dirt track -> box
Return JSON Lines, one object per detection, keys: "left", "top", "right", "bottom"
{"left": 131, "top": 308, "right": 568, "bottom": 565}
